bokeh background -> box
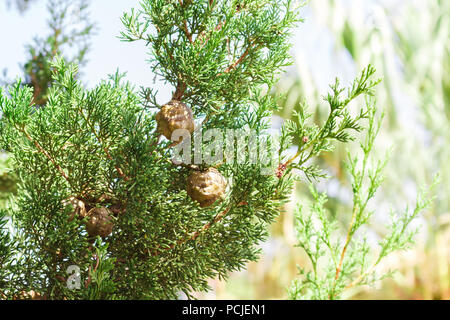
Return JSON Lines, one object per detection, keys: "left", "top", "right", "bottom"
{"left": 1, "top": 0, "right": 449, "bottom": 299}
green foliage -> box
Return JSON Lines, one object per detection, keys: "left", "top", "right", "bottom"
{"left": 279, "top": 65, "right": 379, "bottom": 182}
{"left": 86, "top": 241, "right": 117, "bottom": 300}
{"left": 0, "top": 60, "right": 140, "bottom": 299}
{"left": 120, "top": 0, "right": 302, "bottom": 114}
{"left": 289, "top": 102, "right": 437, "bottom": 300}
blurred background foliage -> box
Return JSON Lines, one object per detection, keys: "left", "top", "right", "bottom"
{"left": 5, "top": 0, "right": 37, "bottom": 12}
{"left": 1, "top": 0, "right": 94, "bottom": 104}
{"left": 1, "top": 0, "right": 449, "bottom": 299}
{"left": 195, "top": 0, "right": 450, "bottom": 300}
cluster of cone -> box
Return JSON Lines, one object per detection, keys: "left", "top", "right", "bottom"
{"left": 64, "top": 100, "right": 227, "bottom": 238}
{"left": 64, "top": 197, "right": 114, "bottom": 238}
{"left": 64, "top": 100, "right": 227, "bottom": 239}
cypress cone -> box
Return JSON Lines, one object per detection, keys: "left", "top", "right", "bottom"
{"left": 187, "top": 168, "right": 227, "bottom": 207}
{"left": 155, "top": 99, "right": 195, "bottom": 140}
{"left": 85, "top": 207, "right": 114, "bottom": 238}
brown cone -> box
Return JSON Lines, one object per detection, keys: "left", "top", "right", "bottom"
{"left": 156, "top": 100, "right": 195, "bottom": 140}
{"left": 85, "top": 207, "right": 114, "bottom": 238}
{"left": 187, "top": 168, "right": 227, "bottom": 207}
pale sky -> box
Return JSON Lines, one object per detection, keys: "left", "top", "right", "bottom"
{"left": 0, "top": 0, "right": 173, "bottom": 103}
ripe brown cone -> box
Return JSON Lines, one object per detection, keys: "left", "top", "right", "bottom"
{"left": 85, "top": 207, "right": 114, "bottom": 238}
{"left": 156, "top": 99, "right": 195, "bottom": 140}
{"left": 187, "top": 168, "right": 227, "bottom": 207}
